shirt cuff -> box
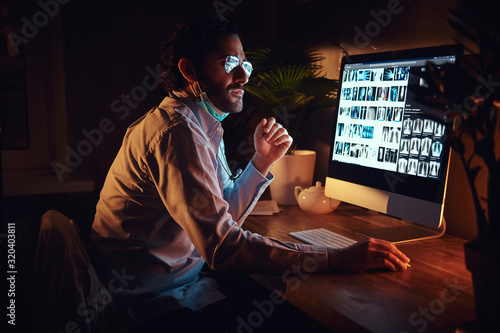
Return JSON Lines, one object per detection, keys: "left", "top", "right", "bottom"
{"left": 249, "top": 160, "right": 274, "bottom": 181}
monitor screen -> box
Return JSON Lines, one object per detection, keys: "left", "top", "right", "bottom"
{"left": 325, "top": 45, "right": 461, "bottom": 242}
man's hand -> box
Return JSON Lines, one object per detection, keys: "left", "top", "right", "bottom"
{"left": 327, "top": 238, "right": 410, "bottom": 273}
{"left": 252, "top": 117, "right": 293, "bottom": 176}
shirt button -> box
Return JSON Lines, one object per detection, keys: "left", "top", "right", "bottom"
{"left": 217, "top": 127, "right": 222, "bottom": 133}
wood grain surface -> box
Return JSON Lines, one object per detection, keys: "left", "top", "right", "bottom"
{"left": 245, "top": 203, "right": 475, "bottom": 333}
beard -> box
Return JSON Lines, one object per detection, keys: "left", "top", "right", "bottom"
{"left": 199, "top": 79, "right": 244, "bottom": 114}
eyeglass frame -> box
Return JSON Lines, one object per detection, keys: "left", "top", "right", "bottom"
{"left": 207, "top": 55, "right": 253, "bottom": 78}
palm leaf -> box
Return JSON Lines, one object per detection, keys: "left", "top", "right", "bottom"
{"left": 244, "top": 45, "right": 339, "bottom": 151}
{"left": 246, "top": 46, "right": 324, "bottom": 72}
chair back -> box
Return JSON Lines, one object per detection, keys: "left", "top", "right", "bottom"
{"left": 32, "top": 210, "right": 127, "bottom": 333}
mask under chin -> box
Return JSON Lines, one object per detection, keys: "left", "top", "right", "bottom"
{"left": 196, "top": 92, "right": 229, "bottom": 121}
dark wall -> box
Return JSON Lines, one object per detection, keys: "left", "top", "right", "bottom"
{"left": 60, "top": 0, "right": 282, "bottom": 189}
{"left": 61, "top": 0, "right": 204, "bottom": 189}
{"left": 61, "top": 0, "right": 460, "bottom": 191}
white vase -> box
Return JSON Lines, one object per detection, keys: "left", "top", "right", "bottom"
{"left": 269, "top": 150, "right": 316, "bottom": 205}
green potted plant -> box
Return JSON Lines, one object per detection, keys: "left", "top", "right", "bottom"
{"left": 245, "top": 45, "right": 338, "bottom": 153}
{"left": 244, "top": 45, "right": 338, "bottom": 205}
{"left": 411, "top": 1, "right": 499, "bottom": 330}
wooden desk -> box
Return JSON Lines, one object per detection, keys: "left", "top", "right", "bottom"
{"left": 244, "top": 203, "right": 475, "bottom": 333}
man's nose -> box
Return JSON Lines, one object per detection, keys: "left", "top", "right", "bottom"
{"left": 234, "top": 65, "right": 249, "bottom": 84}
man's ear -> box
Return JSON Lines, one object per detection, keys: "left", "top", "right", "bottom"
{"left": 178, "top": 58, "right": 197, "bottom": 83}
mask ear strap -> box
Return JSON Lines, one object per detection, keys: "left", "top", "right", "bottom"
{"left": 184, "top": 60, "right": 203, "bottom": 98}
{"left": 189, "top": 82, "right": 201, "bottom": 99}
{"left": 188, "top": 71, "right": 204, "bottom": 99}
{"left": 195, "top": 81, "right": 204, "bottom": 97}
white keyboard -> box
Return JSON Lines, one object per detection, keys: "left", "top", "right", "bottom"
{"left": 289, "top": 228, "right": 357, "bottom": 249}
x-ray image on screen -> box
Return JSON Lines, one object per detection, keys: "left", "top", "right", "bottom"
{"left": 358, "top": 70, "right": 372, "bottom": 81}
{"left": 390, "top": 86, "right": 399, "bottom": 102}
{"left": 398, "top": 86, "right": 407, "bottom": 101}
{"left": 334, "top": 141, "right": 343, "bottom": 155}
{"left": 328, "top": 44, "right": 460, "bottom": 240}
{"left": 398, "top": 158, "right": 408, "bottom": 173}
{"left": 389, "top": 127, "right": 400, "bottom": 144}
{"left": 372, "top": 68, "right": 383, "bottom": 81}
{"left": 421, "top": 138, "right": 432, "bottom": 156}
{"left": 366, "top": 87, "right": 376, "bottom": 101}
{"left": 376, "top": 107, "right": 386, "bottom": 120}
{"left": 383, "top": 68, "right": 395, "bottom": 81}
{"left": 341, "top": 88, "right": 352, "bottom": 100}
{"left": 407, "top": 158, "right": 418, "bottom": 175}
{"left": 360, "top": 106, "right": 367, "bottom": 120}
{"left": 423, "top": 119, "right": 435, "bottom": 134}
{"left": 403, "top": 119, "right": 412, "bottom": 134}
{"left": 376, "top": 86, "right": 389, "bottom": 101}
{"left": 434, "top": 123, "right": 445, "bottom": 137}
{"left": 385, "top": 107, "right": 393, "bottom": 121}
{"left": 412, "top": 118, "right": 423, "bottom": 134}
{"left": 362, "top": 126, "right": 374, "bottom": 139}
{"left": 367, "top": 106, "right": 376, "bottom": 120}
{"left": 400, "top": 139, "right": 410, "bottom": 154}
{"left": 392, "top": 107, "right": 403, "bottom": 122}
{"left": 410, "top": 138, "right": 421, "bottom": 155}
{"left": 429, "top": 161, "right": 441, "bottom": 177}
{"left": 395, "top": 66, "right": 409, "bottom": 80}
{"left": 337, "top": 123, "right": 345, "bottom": 137}
{"left": 343, "top": 142, "right": 350, "bottom": 155}
{"left": 358, "top": 87, "right": 367, "bottom": 101}
{"left": 351, "top": 106, "right": 360, "bottom": 119}
{"left": 343, "top": 69, "right": 359, "bottom": 82}
{"left": 349, "top": 69, "right": 358, "bottom": 82}
{"left": 352, "top": 87, "right": 358, "bottom": 100}
{"left": 377, "top": 147, "right": 385, "bottom": 162}
{"left": 431, "top": 141, "right": 443, "bottom": 157}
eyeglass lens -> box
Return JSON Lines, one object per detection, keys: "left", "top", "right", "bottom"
{"left": 225, "top": 55, "right": 252, "bottom": 77}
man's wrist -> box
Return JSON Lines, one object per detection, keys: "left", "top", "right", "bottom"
{"left": 251, "top": 153, "right": 273, "bottom": 176}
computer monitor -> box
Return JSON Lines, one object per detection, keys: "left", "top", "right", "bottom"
{"left": 325, "top": 45, "right": 461, "bottom": 243}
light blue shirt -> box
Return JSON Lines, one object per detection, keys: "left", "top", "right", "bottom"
{"left": 91, "top": 96, "right": 328, "bottom": 325}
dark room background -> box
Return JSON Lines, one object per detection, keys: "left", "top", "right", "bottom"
{"left": 2, "top": 0, "right": 480, "bottom": 331}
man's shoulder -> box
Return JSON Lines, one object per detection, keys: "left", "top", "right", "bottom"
{"left": 132, "top": 97, "right": 192, "bottom": 131}
{"left": 158, "top": 95, "right": 189, "bottom": 112}
{"left": 124, "top": 96, "right": 206, "bottom": 150}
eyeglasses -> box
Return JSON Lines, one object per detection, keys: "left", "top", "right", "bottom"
{"left": 209, "top": 55, "right": 253, "bottom": 77}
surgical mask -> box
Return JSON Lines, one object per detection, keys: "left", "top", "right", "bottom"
{"left": 190, "top": 80, "right": 229, "bottom": 122}
{"left": 196, "top": 92, "right": 228, "bottom": 122}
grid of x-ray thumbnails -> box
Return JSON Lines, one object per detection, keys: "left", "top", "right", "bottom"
{"left": 333, "top": 65, "right": 444, "bottom": 180}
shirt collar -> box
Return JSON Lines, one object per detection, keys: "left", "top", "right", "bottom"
{"left": 163, "top": 93, "right": 223, "bottom": 144}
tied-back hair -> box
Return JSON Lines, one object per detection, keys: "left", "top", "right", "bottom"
{"left": 159, "top": 16, "right": 239, "bottom": 92}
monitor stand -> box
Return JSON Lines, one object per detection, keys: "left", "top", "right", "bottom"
{"left": 356, "top": 218, "right": 446, "bottom": 244}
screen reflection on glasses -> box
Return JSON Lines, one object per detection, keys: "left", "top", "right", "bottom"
{"left": 209, "top": 55, "right": 253, "bottom": 77}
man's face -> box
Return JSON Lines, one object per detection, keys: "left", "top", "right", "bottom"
{"left": 198, "top": 35, "right": 249, "bottom": 114}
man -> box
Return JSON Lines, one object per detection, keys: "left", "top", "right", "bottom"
{"left": 91, "top": 17, "right": 410, "bottom": 332}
